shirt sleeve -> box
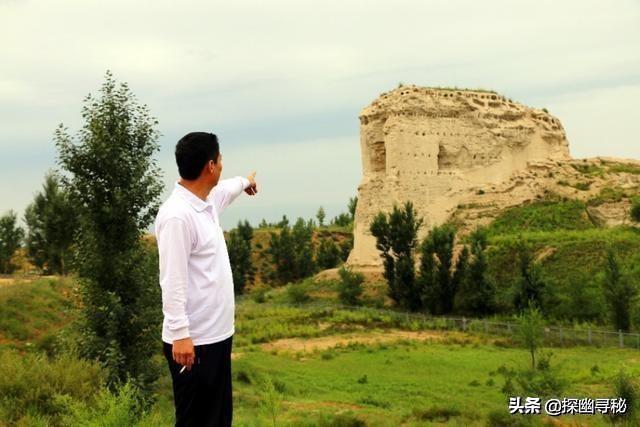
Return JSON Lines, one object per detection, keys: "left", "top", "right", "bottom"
{"left": 157, "top": 216, "right": 192, "bottom": 341}
{"left": 208, "top": 176, "right": 251, "bottom": 215}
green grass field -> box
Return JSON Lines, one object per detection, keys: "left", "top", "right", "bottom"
{"left": 2, "top": 276, "right": 639, "bottom": 426}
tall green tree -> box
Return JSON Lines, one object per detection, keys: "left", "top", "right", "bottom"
{"left": 455, "top": 228, "right": 496, "bottom": 316}
{"left": 602, "top": 248, "right": 637, "bottom": 332}
{"left": 631, "top": 198, "right": 640, "bottom": 223}
{"left": 418, "top": 224, "right": 459, "bottom": 314}
{"left": 513, "top": 241, "right": 546, "bottom": 313}
{"left": 348, "top": 196, "right": 358, "bottom": 220}
{"left": 370, "top": 202, "right": 423, "bottom": 310}
{"left": 316, "top": 207, "right": 326, "bottom": 228}
{"left": 316, "top": 237, "right": 341, "bottom": 269}
{"left": 516, "top": 301, "right": 546, "bottom": 370}
{"left": 227, "top": 220, "right": 255, "bottom": 295}
{"left": 292, "top": 217, "right": 316, "bottom": 278}
{"left": 268, "top": 221, "right": 296, "bottom": 284}
{"left": 55, "top": 71, "right": 163, "bottom": 401}
{"left": 24, "top": 171, "right": 77, "bottom": 274}
{"left": 267, "top": 217, "right": 316, "bottom": 283}
{"left": 0, "top": 210, "right": 24, "bottom": 274}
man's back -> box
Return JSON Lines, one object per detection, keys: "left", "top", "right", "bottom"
{"left": 155, "top": 181, "right": 239, "bottom": 346}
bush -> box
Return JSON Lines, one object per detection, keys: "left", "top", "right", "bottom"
{"left": 631, "top": 198, "right": 640, "bottom": 223}
{"left": 59, "top": 381, "right": 158, "bottom": 426}
{"left": 337, "top": 266, "right": 364, "bottom": 306}
{"left": 251, "top": 284, "right": 269, "bottom": 303}
{"left": 0, "top": 349, "right": 104, "bottom": 425}
{"left": 316, "top": 237, "right": 341, "bottom": 269}
{"left": 287, "top": 282, "right": 311, "bottom": 304}
{"left": 608, "top": 370, "right": 638, "bottom": 424}
{"left": 497, "top": 351, "right": 567, "bottom": 400}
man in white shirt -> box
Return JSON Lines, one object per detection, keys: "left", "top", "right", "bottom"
{"left": 155, "top": 132, "right": 257, "bottom": 427}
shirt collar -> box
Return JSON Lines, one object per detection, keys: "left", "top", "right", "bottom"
{"left": 173, "top": 181, "right": 212, "bottom": 213}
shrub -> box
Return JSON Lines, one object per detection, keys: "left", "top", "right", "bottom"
{"left": 0, "top": 349, "right": 103, "bottom": 425}
{"left": 316, "top": 237, "right": 341, "bottom": 269}
{"left": 608, "top": 370, "right": 638, "bottom": 424}
{"left": 602, "top": 248, "right": 637, "bottom": 332}
{"left": 59, "top": 381, "right": 156, "bottom": 426}
{"left": 337, "top": 266, "right": 364, "bottom": 306}
{"left": 287, "top": 282, "right": 311, "bottom": 304}
{"left": 631, "top": 198, "right": 640, "bottom": 222}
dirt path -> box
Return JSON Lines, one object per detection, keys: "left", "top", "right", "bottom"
{"left": 261, "top": 329, "right": 449, "bottom": 353}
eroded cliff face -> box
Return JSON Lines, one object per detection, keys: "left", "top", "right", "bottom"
{"left": 348, "top": 85, "right": 571, "bottom": 267}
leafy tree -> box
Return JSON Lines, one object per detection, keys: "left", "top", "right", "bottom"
{"left": 227, "top": 220, "right": 255, "bottom": 295}
{"left": 455, "top": 228, "right": 496, "bottom": 316}
{"left": 348, "top": 196, "right": 358, "bottom": 220}
{"left": 602, "top": 248, "right": 637, "bottom": 332}
{"left": 337, "top": 265, "right": 364, "bottom": 306}
{"left": 292, "top": 217, "right": 316, "bottom": 278}
{"left": 513, "top": 241, "right": 546, "bottom": 313}
{"left": 418, "top": 224, "right": 457, "bottom": 314}
{"left": 370, "top": 202, "right": 423, "bottom": 310}
{"left": 316, "top": 207, "right": 326, "bottom": 227}
{"left": 316, "top": 237, "right": 341, "bottom": 269}
{"left": 338, "top": 237, "right": 353, "bottom": 262}
{"left": 267, "top": 223, "right": 296, "bottom": 284}
{"left": 631, "top": 198, "right": 640, "bottom": 223}
{"left": 0, "top": 210, "right": 24, "bottom": 274}
{"left": 55, "top": 71, "right": 163, "bottom": 401}
{"left": 268, "top": 217, "right": 316, "bottom": 283}
{"left": 331, "top": 213, "right": 352, "bottom": 227}
{"left": 276, "top": 215, "right": 289, "bottom": 228}
{"left": 516, "top": 302, "right": 545, "bottom": 370}
{"left": 24, "top": 171, "right": 77, "bottom": 274}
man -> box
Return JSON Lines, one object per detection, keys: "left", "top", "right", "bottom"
{"left": 155, "top": 132, "right": 257, "bottom": 426}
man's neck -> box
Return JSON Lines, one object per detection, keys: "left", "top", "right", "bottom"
{"left": 178, "top": 178, "right": 212, "bottom": 201}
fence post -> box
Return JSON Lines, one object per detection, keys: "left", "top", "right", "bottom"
{"left": 588, "top": 327, "right": 592, "bottom": 345}
{"left": 619, "top": 330, "right": 623, "bottom": 348}
{"left": 463, "top": 317, "right": 467, "bottom": 332}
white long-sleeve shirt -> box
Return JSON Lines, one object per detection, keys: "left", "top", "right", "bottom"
{"left": 154, "top": 176, "right": 250, "bottom": 345}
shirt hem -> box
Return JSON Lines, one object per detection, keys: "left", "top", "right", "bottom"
{"left": 162, "top": 327, "right": 235, "bottom": 346}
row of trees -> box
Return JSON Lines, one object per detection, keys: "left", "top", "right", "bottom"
{"left": 369, "top": 202, "right": 496, "bottom": 316}
{"left": 229, "top": 215, "right": 353, "bottom": 290}
{"left": 227, "top": 196, "right": 358, "bottom": 292}
{"left": 369, "top": 201, "right": 640, "bottom": 331}
{"left": 0, "top": 172, "right": 77, "bottom": 275}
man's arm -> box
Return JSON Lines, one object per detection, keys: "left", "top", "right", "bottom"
{"left": 157, "top": 217, "right": 195, "bottom": 368}
{"left": 209, "top": 175, "right": 252, "bottom": 214}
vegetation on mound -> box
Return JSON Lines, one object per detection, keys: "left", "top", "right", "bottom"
{"left": 485, "top": 199, "right": 595, "bottom": 236}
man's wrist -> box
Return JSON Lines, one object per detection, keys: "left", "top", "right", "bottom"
{"left": 239, "top": 176, "right": 251, "bottom": 190}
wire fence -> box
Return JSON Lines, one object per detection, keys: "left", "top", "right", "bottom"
{"left": 263, "top": 301, "right": 640, "bottom": 351}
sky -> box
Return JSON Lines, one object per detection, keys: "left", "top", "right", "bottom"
{"left": 1, "top": 0, "right": 639, "bottom": 231}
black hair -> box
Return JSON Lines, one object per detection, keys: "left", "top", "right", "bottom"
{"left": 175, "top": 132, "right": 220, "bottom": 180}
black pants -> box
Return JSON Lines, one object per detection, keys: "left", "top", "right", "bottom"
{"left": 163, "top": 335, "right": 233, "bottom": 427}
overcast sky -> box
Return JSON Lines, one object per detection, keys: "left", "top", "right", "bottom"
{"left": 1, "top": 0, "right": 639, "bottom": 230}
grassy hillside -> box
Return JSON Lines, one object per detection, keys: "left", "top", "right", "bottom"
{"left": 479, "top": 199, "right": 640, "bottom": 324}
{"left": 0, "top": 276, "right": 76, "bottom": 354}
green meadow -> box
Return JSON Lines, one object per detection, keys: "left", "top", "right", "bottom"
{"left": 1, "top": 276, "right": 639, "bottom": 426}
